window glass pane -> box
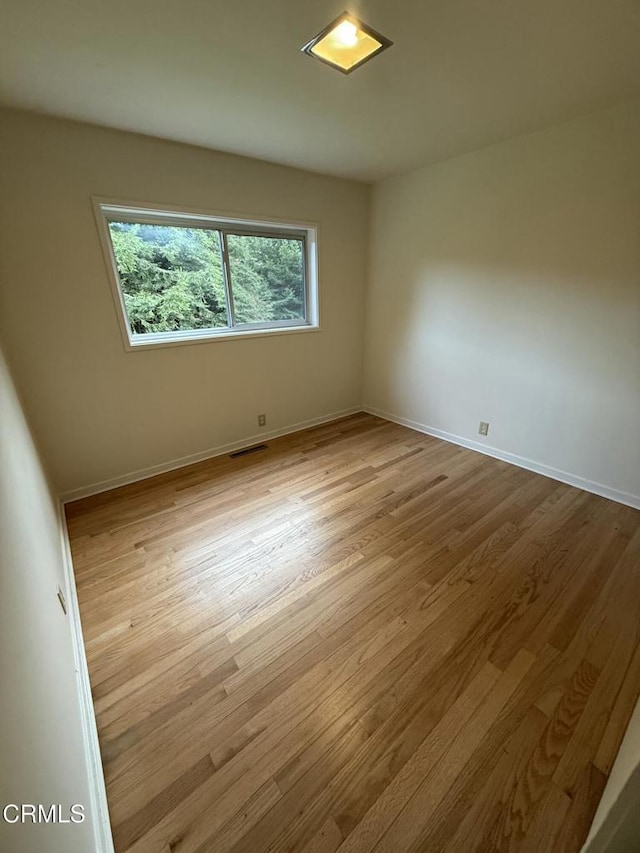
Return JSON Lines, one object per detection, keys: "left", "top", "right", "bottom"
{"left": 108, "top": 222, "right": 228, "bottom": 334}
{"left": 227, "top": 234, "right": 305, "bottom": 325}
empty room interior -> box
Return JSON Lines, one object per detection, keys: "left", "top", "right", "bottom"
{"left": 2, "top": 2, "right": 640, "bottom": 852}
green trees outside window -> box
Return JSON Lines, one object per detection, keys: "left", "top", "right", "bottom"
{"left": 108, "top": 221, "right": 306, "bottom": 336}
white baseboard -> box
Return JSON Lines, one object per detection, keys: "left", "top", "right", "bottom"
{"left": 364, "top": 405, "right": 640, "bottom": 511}
{"left": 60, "top": 407, "right": 363, "bottom": 503}
{"left": 58, "top": 503, "right": 115, "bottom": 853}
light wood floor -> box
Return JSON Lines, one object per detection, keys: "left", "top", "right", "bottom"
{"left": 66, "top": 413, "right": 640, "bottom": 853}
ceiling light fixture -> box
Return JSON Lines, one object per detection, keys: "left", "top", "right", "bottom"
{"left": 301, "top": 12, "right": 393, "bottom": 75}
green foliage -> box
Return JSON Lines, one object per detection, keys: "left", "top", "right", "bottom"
{"left": 108, "top": 222, "right": 305, "bottom": 335}
{"left": 228, "top": 235, "right": 305, "bottom": 324}
{"left": 108, "top": 223, "right": 228, "bottom": 333}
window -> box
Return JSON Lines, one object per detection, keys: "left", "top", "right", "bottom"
{"left": 96, "top": 202, "right": 318, "bottom": 348}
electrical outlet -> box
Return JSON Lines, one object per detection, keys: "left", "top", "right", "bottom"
{"left": 258, "top": 413, "right": 266, "bottom": 428}
{"left": 478, "top": 421, "right": 489, "bottom": 437}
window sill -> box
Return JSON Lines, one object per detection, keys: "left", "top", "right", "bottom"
{"left": 123, "top": 323, "right": 321, "bottom": 351}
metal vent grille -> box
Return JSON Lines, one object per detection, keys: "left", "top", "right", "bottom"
{"left": 229, "top": 443, "right": 268, "bottom": 459}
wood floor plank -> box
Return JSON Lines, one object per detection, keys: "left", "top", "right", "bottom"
{"left": 453, "top": 657, "right": 599, "bottom": 852}
{"left": 305, "top": 818, "right": 345, "bottom": 853}
{"left": 553, "top": 764, "right": 607, "bottom": 853}
{"left": 439, "top": 707, "right": 550, "bottom": 853}
{"left": 371, "top": 650, "right": 536, "bottom": 853}
{"left": 65, "top": 413, "right": 640, "bottom": 853}
{"left": 288, "top": 660, "right": 503, "bottom": 853}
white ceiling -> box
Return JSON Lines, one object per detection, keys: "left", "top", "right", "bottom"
{"left": 1, "top": 0, "right": 639, "bottom": 181}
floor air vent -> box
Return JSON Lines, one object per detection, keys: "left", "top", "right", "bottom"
{"left": 229, "top": 443, "right": 268, "bottom": 459}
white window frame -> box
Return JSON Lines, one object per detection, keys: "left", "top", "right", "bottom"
{"left": 93, "top": 198, "right": 320, "bottom": 350}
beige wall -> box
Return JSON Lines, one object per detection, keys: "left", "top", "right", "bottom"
{"left": 0, "top": 109, "right": 369, "bottom": 496}
{"left": 0, "top": 344, "right": 97, "bottom": 852}
{"left": 364, "top": 101, "right": 640, "bottom": 504}
{"left": 1, "top": 83, "right": 639, "bottom": 853}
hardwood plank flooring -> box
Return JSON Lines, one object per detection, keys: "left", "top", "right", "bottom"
{"left": 65, "top": 413, "right": 640, "bottom": 853}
